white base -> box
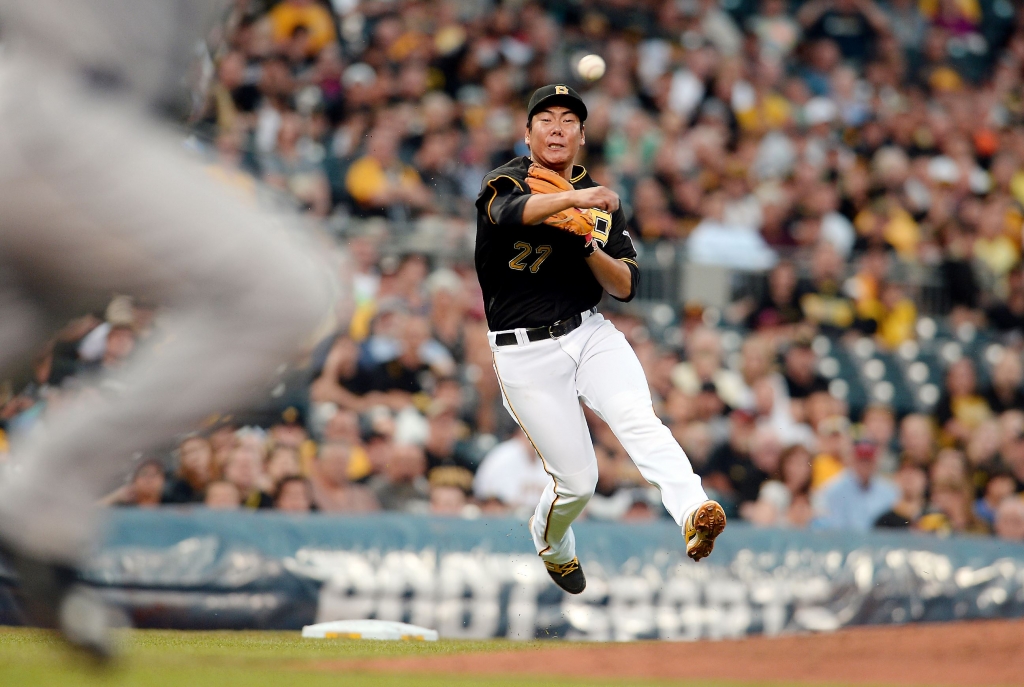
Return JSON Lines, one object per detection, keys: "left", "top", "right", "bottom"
{"left": 301, "top": 619, "right": 439, "bottom": 641}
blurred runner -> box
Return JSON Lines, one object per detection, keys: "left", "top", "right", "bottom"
{"left": 0, "top": 0, "right": 336, "bottom": 658}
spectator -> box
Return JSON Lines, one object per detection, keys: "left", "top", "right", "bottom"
{"left": 742, "top": 260, "right": 804, "bottom": 332}
{"left": 918, "top": 478, "right": 988, "bottom": 535}
{"left": 861, "top": 404, "right": 898, "bottom": 473}
{"left": 921, "top": 0, "right": 982, "bottom": 36}
{"left": 268, "top": 417, "right": 309, "bottom": 450}
{"left": 274, "top": 476, "right": 314, "bottom": 513}
{"left": 345, "top": 128, "right": 433, "bottom": 218}
{"left": 798, "top": 243, "right": 869, "bottom": 335}
{"left": 223, "top": 444, "right": 274, "bottom": 509}
{"left": 416, "top": 132, "right": 470, "bottom": 217}
{"left": 987, "top": 268, "right": 1024, "bottom": 336}
{"left": 738, "top": 335, "right": 779, "bottom": 404}
{"left": 813, "top": 439, "right": 898, "bottom": 531}
{"left": 101, "top": 459, "right": 166, "bottom": 508}
{"left": 975, "top": 468, "right": 1017, "bottom": 529}
{"left": 265, "top": 444, "right": 302, "bottom": 495}
{"left": 798, "top": 0, "right": 889, "bottom": 65}
{"left": 704, "top": 410, "right": 760, "bottom": 512}
{"left": 748, "top": 0, "right": 802, "bottom": 60}
{"left": 984, "top": 353, "right": 1024, "bottom": 415}
{"left": 426, "top": 270, "right": 470, "bottom": 363}
{"left": 994, "top": 497, "right": 1024, "bottom": 541}
{"left": 368, "top": 443, "right": 430, "bottom": 512}
{"left": 423, "top": 405, "right": 474, "bottom": 471}
{"left": 309, "top": 441, "right": 380, "bottom": 513}
{"left": 77, "top": 295, "right": 137, "bottom": 365}
{"left": 204, "top": 480, "right": 242, "bottom": 510}
{"left": 966, "top": 418, "right": 1002, "bottom": 486}
{"left": 748, "top": 427, "right": 784, "bottom": 491}
{"left": 311, "top": 336, "right": 407, "bottom": 413}
{"left": 103, "top": 323, "right": 140, "bottom": 367}
{"left": 782, "top": 337, "right": 830, "bottom": 403}
{"left": 746, "top": 443, "right": 814, "bottom": 528}
{"left": 859, "top": 279, "right": 918, "bottom": 350}
{"left": 811, "top": 415, "right": 852, "bottom": 488}
{"left": 268, "top": 0, "right": 337, "bottom": 57}
{"left": 261, "top": 111, "right": 331, "bottom": 216}
{"left": 884, "top": 0, "right": 929, "bottom": 54}
{"left": 999, "top": 426, "right": 1024, "bottom": 491}
{"left": 473, "top": 430, "right": 549, "bottom": 512}
{"left": 672, "top": 421, "right": 716, "bottom": 476}
{"left": 875, "top": 462, "right": 928, "bottom": 528}
{"left": 936, "top": 358, "right": 992, "bottom": 445}
{"left": 365, "top": 316, "right": 443, "bottom": 397}
{"left": 898, "top": 414, "right": 938, "bottom": 468}
{"left": 208, "top": 422, "right": 240, "bottom": 478}
{"left": 672, "top": 327, "right": 745, "bottom": 410}
{"left": 428, "top": 466, "right": 474, "bottom": 517}
{"left": 163, "top": 436, "right": 214, "bottom": 504}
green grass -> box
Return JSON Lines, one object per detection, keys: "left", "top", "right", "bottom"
{"left": 0, "top": 627, "right": 870, "bottom": 687}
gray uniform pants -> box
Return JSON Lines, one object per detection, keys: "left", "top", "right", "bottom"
{"left": 0, "top": 1, "right": 336, "bottom": 564}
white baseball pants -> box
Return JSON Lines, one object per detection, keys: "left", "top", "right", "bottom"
{"left": 489, "top": 312, "right": 707, "bottom": 564}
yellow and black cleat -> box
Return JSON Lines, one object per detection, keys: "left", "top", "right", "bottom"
{"left": 544, "top": 557, "right": 586, "bottom": 594}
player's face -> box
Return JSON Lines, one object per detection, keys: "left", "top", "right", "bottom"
{"left": 526, "top": 106, "right": 583, "bottom": 171}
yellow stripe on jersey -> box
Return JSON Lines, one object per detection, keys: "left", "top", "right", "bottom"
{"left": 485, "top": 175, "right": 524, "bottom": 224}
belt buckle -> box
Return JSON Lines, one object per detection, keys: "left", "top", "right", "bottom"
{"left": 548, "top": 314, "right": 577, "bottom": 339}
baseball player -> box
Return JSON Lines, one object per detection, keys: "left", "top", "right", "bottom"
{"left": 0, "top": 0, "right": 335, "bottom": 657}
{"left": 475, "top": 85, "right": 726, "bottom": 594}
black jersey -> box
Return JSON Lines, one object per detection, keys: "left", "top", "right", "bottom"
{"left": 474, "top": 156, "right": 639, "bottom": 331}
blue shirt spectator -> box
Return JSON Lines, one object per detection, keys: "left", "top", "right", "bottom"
{"left": 813, "top": 441, "right": 898, "bottom": 531}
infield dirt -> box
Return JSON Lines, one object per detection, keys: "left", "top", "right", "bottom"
{"left": 347, "top": 619, "right": 1024, "bottom": 686}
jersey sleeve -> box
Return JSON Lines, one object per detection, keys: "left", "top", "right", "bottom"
{"left": 602, "top": 207, "right": 640, "bottom": 302}
{"left": 475, "top": 173, "right": 530, "bottom": 226}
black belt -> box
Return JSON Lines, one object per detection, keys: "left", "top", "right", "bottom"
{"left": 494, "top": 308, "right": 596, "bottom": 347}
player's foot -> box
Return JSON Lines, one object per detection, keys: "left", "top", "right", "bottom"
{"left": 544, "top": 557, "right": 586, "bottom": 594}
{"left": 684, "top": 500, "right": 726, "bottom": 562}
{"left": 0, "top": 541, "right": 118, "bottom": 662}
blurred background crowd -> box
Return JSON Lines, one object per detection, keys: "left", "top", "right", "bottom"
{"left": 3, "top": 0, "right": 1024, "bottom": 540}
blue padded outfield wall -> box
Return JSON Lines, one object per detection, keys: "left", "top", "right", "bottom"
{"left": 3, "top": 511, "right": 1024, "bottom": 639}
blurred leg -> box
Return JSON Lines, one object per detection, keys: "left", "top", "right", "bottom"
{"left": 0, "top": 55, "right": 336, "bottom": 564}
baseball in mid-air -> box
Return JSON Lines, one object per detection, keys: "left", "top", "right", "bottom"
{"left": 577, "top": 54, "right": 606, "bottom": 81}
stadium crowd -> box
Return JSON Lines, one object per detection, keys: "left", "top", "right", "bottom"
{"left": 3, "top": 0, "right": 1024, "bottom": 540}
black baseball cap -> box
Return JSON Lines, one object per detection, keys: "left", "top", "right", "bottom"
{"left": 527, "top": 84, "right": 588, "bottom": 124}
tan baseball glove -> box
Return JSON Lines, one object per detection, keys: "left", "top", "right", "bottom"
{"left": 525, "top": 164, "right": 595, "bottom": 236}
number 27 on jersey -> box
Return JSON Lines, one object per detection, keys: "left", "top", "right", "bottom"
{"left": 509, "top": 242, "right": 552, "bottom": 273}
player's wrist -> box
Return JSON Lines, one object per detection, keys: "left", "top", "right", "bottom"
{"left": 582, "top": 235, "right": 598, "bottom": 258}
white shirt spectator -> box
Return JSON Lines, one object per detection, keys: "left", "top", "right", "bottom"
{"left": 473, "top": 433, "right": 550, "bottom": 511}
{"left": 668, "top": 69, "right": 705, "bottom": 119}
{"left": 700, "top": 3, "right": 743, "bottom": 57}
{"left": 78, "top": 322, "right": 111, "bottom": 362}
{"left": 821, "top": 211, "right": 856, "bottom": 258}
